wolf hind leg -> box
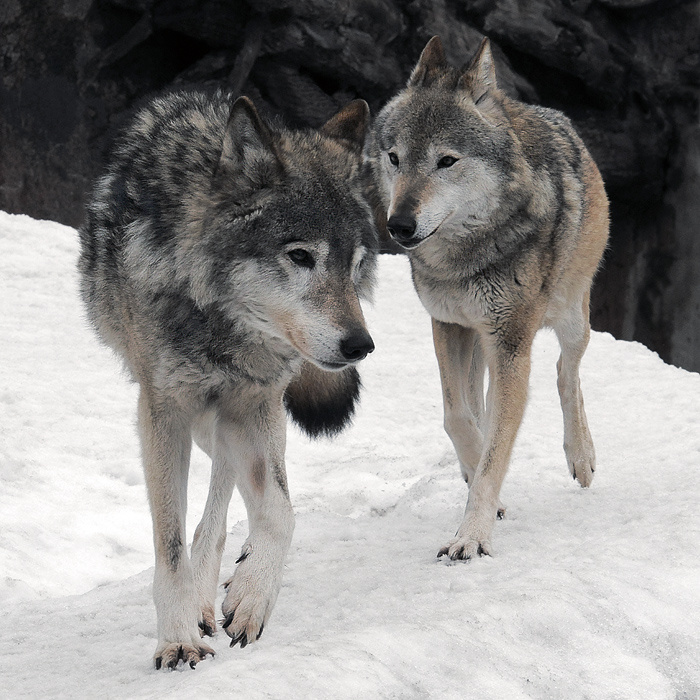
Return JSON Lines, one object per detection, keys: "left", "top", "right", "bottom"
{"left": 553, "top": 290, "right": 596, "bottom": 487}
{"left": 189, "top": 410, "right": 237, "bottom": 638}
{"left": 217, "top": 395, "right": 295, "bottom": 649}
{"left": 138, "top": 389, "right": 214, "bottom": 670}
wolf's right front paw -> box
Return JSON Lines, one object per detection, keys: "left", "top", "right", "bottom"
{"left": 437, "top": 535, "right": 492, "bottom": 561}
{"left": 154, "top": 640, "right": 215, "bottom": 670}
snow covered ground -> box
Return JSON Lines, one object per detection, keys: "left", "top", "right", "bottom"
{"left": 1, "top": 210, "right": 699, "bottom": 699}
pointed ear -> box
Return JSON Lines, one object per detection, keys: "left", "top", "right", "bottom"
{"left": 216, "top": 96, "right": 279, "bottom": 180}
{"left": 459, "top": 37, "right": 498, "bottom": 101}
{"left": 320, "top": 99, "right": 370, "bottom": 153}
{"left": 408, "top": 36, "right": 447, "bottom": 88}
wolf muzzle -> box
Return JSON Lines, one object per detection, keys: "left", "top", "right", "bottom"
{"left": 386, "top": 213, "right": 417, "bottom": 246}
{"left": 340, "top": 328, "right": 375, "bottom": 363}
{"left": 387, "top": 213, "right": 432, "bottom": 250}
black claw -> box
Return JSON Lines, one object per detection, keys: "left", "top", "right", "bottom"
{"left": 221, "top": 611, "right": 234, "bottom": 630}
{"left": 189, "top": 659, "right": 197, "bottom": 669}
{"left": 256, "top": 623, "right": 265, "bottom": 641}
{"left": 155, "top": 657, "right": 162, "bottom": 670}
{"left": 235, "top": 550, "right": 250, "bottom": 564}
{"left": 199, "top": 619, "right": 215, "bottom": 637}
{"left": 240, "top": 633, "right": 248, "bottom": 649}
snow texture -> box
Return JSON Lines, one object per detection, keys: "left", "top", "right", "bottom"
{"left": 1, "top": 211, "right": 699, "bottom": 699}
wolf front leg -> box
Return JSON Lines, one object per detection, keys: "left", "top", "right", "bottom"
{"left": 137, "top": 389, "right": 215, "bottom": 670}
{"left": 217, "top": 395, "right": 295, "bottom": 648}
{"left": 438, "top": 327, "right": 534, "bottom": 560}
{"left": 189, "top": 410, "right": 238, "bottom": 639}
{"left": 432, "top": 320, "right": 485, "bottom": 484}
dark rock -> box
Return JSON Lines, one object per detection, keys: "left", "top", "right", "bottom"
{"left": 1, "top": 0, "right": 698, "bottom": 371}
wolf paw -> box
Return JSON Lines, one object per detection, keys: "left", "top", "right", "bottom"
{"left": 438, "top": 536, "right": 492, "bottom": 561}
{"left": 198, "top": 605, "right": 217, "bottom": 637}
{"left": 566, "top": 448, "right": 595, "bottom": 488}
{"left": 565, "top": 435, "right": 596, "bottom": 488}
{"left": 220, "top": 546, "right": 281, "bottom": 649}
{"left": 154, "top": 640, "right": 215, "bottom": 670}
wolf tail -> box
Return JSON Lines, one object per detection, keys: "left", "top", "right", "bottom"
{"left": 284, "top": 362, "right": 361, "bottom": 438}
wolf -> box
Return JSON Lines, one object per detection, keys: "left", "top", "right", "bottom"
{"left": 78, "top": 90, "right": 377, "bottom": 669}
{"left": 366, "top": 37, "right": 609, "bottom": 561}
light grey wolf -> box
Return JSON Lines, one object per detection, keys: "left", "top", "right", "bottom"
{"left": 79, "top": 90, "right": 377, "bottom": 669}
{"left": 366, "top": 37, "right": 608, "bottom": 561}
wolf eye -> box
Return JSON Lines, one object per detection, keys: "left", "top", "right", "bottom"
{"left": 437, "top": 156, "right": 458, "bottom": 169}
{"left": 388, "top": 152, "right": 399, "bottom": 167}
{"left": 287, "top": 249, "right": 315, "bottom": 268}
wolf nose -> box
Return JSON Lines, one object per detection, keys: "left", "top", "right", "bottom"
{"left": 387, "top": 214, "right": 417, "bottom": 243}
{"left": 340, "top": 329, "right": 375, "bottom": 362}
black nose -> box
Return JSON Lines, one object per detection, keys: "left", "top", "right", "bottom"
{"left": 340, "top": 329, "right": 375, "bottom": 362}
{"left": 387, "top": 214, "right": 417, "bottom": 243}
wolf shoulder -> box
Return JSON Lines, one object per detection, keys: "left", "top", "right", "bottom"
{"left": 503, "top": 97, "right": 598, "bottom": 178}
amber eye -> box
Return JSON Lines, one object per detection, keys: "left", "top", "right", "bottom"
{"left": 437, "top": 156, "right": 458, "bottom": 169}
{"left": 388, "top": 152, "right": 399, "bottom": 166}
{"left": 287, "top": 249, "right": 315, "bottom": 268}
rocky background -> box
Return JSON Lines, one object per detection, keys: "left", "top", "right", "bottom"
{"left": 1, "top": 0, "right": 698, "bottom": 371}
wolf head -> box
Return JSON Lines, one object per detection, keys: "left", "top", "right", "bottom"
{"left": 367, "top": 36, "right": 513, "bottom": 250}
{"left": 210, "top": 97, "right": 377, "bottom": 372}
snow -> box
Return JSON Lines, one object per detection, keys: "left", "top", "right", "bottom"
{"left": 1, "top": 209, "right": 699, "bottom": 699}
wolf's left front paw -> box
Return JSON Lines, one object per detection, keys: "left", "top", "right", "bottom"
{"left": 220, "top": 545, "right": 282, "bottom": 648}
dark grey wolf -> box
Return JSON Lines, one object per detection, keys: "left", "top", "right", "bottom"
{"left": 366, "top": 37, "right": 609, "bottom": 561}
{"left": 79, "top": 90, "right": 377, "bottom": 669}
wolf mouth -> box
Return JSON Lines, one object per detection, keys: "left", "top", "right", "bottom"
{"left": 317, "top": 359, "right": 354, "bottom": 371}
{"left": 396, "top": 216, "right": 451, "bottom": 250}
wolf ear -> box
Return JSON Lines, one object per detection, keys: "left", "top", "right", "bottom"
{"left": 408, "top": 36, "right": 447, "bottom": 88}
{"left": 216, "top": 96, "right": 280, "bottom": 182}
{"left": 320, "top": 99, "right": 370, "bottom": 153}
{"left": 459, "top": 37, "right": 498, "bottom": 102}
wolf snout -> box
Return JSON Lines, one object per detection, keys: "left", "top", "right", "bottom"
{"left": 387, "top": 214, "right": 417, "bottom": 245}
{"left": 340, "top": 328, "right": 375, "bottom": 362}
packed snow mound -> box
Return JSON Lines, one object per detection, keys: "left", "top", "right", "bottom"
{"left": 1, "top": 211, "right": 698, "bottom": 699}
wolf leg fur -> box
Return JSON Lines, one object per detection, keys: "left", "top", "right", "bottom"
{"left": 438, "top": 331, "right": 533, "bottom": 560}
{"left": 433, "top": 320, "right": 507, "bottom": 520}
{"left": 190, "top": 410, "right": 237, "bottom": 638}
{"left": 138, "top": 390, "right": 215, "bottom": 669}
{"left": 433, "top": 320, "right": 484, "bottom": 483}
{"left": 217, "top": 398, "right": 295, "bottom": 648}
{"left": 553, "top": 291, "right": 596, "bottom": 487}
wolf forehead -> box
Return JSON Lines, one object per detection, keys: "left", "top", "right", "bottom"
{"left": 110, "top": 90, "right": 376, "bottom": 249}
{"left": 373, "top": 93, "right": 510, "bottom": 162}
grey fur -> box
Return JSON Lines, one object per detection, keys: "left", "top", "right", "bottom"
{"left": 79, "top": 89, "right": 377, "bottom": 668}
{"left": 366, "top": 37, "right": 609, "bottom": 561}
